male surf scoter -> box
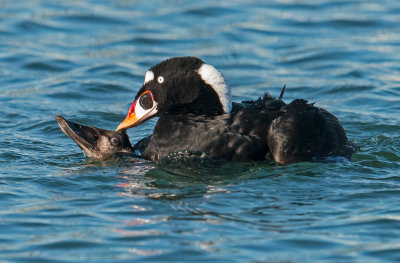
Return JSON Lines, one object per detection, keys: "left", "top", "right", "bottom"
{"left": 116, "top": 56, "right": 357, "bottom": 164}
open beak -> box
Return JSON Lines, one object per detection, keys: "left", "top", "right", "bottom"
{"left": 55, "top": 116, "right": 99, "bottom": 154}
{"left": 56, "top": 116, "right": 134, "bottom": 159}
{"left": 116, "top": 91, "right": 158, "bottom": 131}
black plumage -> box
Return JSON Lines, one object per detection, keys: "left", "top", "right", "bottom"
{"left": 118, "top": 57, "right": 357, "bottom": 164}
{"left": 139, "top": 94, "right": 285, "bottom": 162}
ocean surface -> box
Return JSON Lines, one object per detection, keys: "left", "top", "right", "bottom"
{"left": 1, "top": 0, "right": 400, "bottom": 262}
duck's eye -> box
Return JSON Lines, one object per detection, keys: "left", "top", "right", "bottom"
{"left": 139, "top": 92, "right": 153, "bottom": 110}
{"left": 157, "top": 76, "right": 164, "bottom": 84}
{"left": 111, "top": 137, "right": 120, "bottom": 145}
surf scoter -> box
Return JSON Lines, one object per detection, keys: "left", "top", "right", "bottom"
{"left": 116, "top": 56, "right": 356, "bottom": 164}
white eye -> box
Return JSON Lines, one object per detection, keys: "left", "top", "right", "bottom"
{"left": 157, "top": 76, "right": 164, "bottom": 84}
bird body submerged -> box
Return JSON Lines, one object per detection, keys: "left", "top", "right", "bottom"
{"left": 110, "top": 56, "right": 358, "bottom": 165}
{"left": 133, "top": 93, "right": 356, "bottom": 164}
{"left": 139, "top": 93, "right": 279, "bottom": 162}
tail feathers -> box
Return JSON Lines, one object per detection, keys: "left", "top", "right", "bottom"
{"left": 279, "top": 85, "right": 286, "bottom": 100}
{"left": 267, "top": 101, "right": 325, "bottom": 165}
{"left": 266, "top": 99, "right": 354, "bottom": 165}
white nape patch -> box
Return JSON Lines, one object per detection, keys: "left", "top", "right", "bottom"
{"left": 198, "top": 64, "right": 231, "bottom": 113}
{"left": 144, "top": 71, "right": 154, "bottom": 84}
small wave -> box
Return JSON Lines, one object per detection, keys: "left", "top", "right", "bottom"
{"left": 280, "top": 49, "right": 355, "bottom": 65}
{"left": 325, "top": 85, "right": 375, "bottom": 95}
{"left": 23, "top": 60, "right": 75, "bottom": 72}
{"left": 16, "top": 20, "right": 65, "bottom": 33}
{"left": 80, "top": 82, "right": 130, "bottom": 93}
{"left": 55, "top": 14, "right": 127, "bottom": 25}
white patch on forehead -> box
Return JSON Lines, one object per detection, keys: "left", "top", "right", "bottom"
{"left": 144, "top": 71, "right": 154, "bottom": 84}
{"left": 198, "top": 63, "right": 231, "bottom": 113}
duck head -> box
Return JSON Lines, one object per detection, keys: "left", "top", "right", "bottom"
{"left": 56, "top": 116, "right": 133, "bottom": 159}
{"left": 116, "top": 56, "right": 231, "bottom": 131}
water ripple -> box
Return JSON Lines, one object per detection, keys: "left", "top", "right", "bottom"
{"left": 1, "top": 0, "right": 400, "bottom": 262}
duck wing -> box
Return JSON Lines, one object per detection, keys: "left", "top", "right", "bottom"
{"left": 267, "top": 99, "right": 355, "bottom": 165}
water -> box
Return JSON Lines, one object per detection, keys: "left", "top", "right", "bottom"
{"left": 1, "top": 0, "right": 400, "bottom": 262}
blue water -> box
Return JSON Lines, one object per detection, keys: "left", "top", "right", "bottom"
{"left": 1, "top": 0, "right": 400, "bottom": 262}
